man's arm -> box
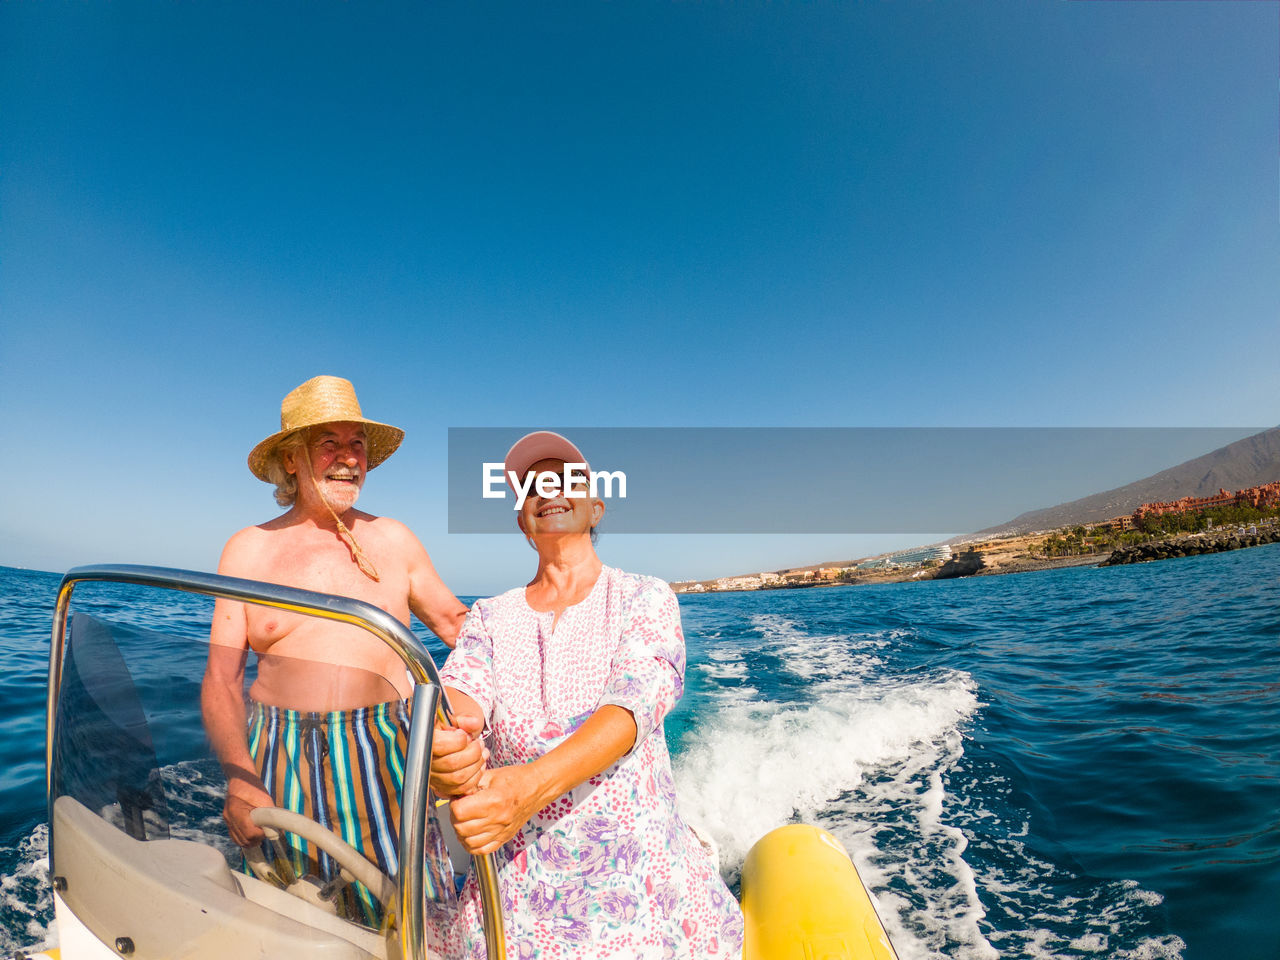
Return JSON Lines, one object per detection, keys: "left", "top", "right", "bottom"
{"left": 201, "top": 535, "right": 274, "bottom": 846}
{"left": 400, "top": 524, "right": 468, "bottom": 648}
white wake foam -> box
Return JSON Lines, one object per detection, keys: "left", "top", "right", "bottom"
{"left": 693, "top": 647, "right": 750, "bottom": 682}
{"left": 674, "top": 611, "right": 1183, "bottom": 960}
{"left": 0, "top": 823, "right": 53, "bottom": 952}
{"left": 675, "top": 672, "right": 980, "bottom": 876}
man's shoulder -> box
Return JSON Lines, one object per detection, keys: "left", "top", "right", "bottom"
{"left": 218, "top": 521, "right": 284, "bottom": 574}
{"left": 223, "top": 521, "right": 275, "bottom": 548}
{"left": 356, "top": 514, "right": 431, "bottom": 560}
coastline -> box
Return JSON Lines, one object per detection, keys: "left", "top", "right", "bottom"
{"left": 673, "top": 523, "right": 1280, "bottom": 595}
{"left": 672, "top": 549, "right": 1109, "bottom": 594}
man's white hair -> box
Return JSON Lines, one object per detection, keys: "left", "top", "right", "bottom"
{"left": 260, "top": 430, "right": 310, "bottom": 507}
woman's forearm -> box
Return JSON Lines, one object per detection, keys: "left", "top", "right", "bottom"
{"left": 525, "top": 704, "right": 637, "bottom": 810}
{"left": 449, "top": 703, "right": 640, "bottom": 855}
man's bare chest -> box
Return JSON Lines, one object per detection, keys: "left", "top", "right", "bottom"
{"left": 242, "top": 536, "right": 409, "bottom": 646}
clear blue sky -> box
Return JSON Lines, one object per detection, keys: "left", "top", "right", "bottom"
{"left": 2, "top": 2, "right": 1277, "bottom": 595}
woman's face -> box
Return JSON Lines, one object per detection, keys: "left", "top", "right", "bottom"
{"left": 517, "top": 457, "right": 603, "bottom": 542}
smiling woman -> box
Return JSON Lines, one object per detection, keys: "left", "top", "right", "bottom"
{"left": 426, "top": 431, "right": 743, "bottom": 959}
{"left": 518, "top": 459, "right": 598, "bottom": 542}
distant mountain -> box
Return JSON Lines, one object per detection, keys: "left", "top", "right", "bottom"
{"left": 968, "top": 426, "right": 1280, "bottom": 537}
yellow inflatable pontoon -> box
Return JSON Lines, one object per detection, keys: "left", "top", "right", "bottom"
{"left": 740, "top": 824, "right": 899, "bottom": 960}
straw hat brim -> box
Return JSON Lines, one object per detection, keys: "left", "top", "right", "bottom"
{"left": 248, "top": 419, "right": 404, "bottom": 482}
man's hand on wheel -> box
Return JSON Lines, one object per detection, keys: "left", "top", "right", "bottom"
{"left": 224, "top": 774, "right": 275, "bottom": 847}
{"left": 430, "top": 714, "right": 488, "bottom": 798}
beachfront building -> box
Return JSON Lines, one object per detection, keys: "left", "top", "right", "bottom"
{"left": 857, "top": 544, "right": 953, "bottom": 570}
{"left": 714, "top": 575, "right": 765, "bottom": 591}
{"left": 1134, "top": 481, "right": 1280, "bottom": 522}
{"left": 1089, "top": 515, "right": 1136, "bottom": 532}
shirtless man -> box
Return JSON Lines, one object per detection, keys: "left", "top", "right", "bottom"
{"left": 201, "top": 375, "right": 470, "bottom": 923}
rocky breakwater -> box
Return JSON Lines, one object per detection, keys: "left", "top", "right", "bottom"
{"left": 932, "top": 549, "right": 986, "bottom": 579}
{"left": 1102, "top": 528, "right": 1280, "bottom": 566}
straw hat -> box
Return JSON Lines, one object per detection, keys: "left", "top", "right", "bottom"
{"left": 248, "top": 376, "right": 405, "bottom": 481}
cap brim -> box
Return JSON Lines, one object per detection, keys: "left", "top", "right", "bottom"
{"left": 503, "top": 431, "right": 589, "bottom": 489}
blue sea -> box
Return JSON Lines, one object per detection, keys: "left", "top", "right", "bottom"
{"left": 1, "top": 547, "right": 1278, "bottom": 958}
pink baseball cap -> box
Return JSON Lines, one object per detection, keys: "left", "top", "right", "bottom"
{"left": 503, "top": 431, "right": 590, "bottom": 490}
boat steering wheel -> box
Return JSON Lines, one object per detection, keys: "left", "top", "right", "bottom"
{"left": 245, "top": 806, "right": 396, "bottom": 911}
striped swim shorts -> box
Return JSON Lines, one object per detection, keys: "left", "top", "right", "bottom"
{"left": 247, "top": 698, "right": 409, "bottom": 926}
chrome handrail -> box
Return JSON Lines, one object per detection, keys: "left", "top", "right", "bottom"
{"left": 47, "top": 564, "right": 506, "bottom": 960}
{"left": 400, "top": 682, "right": 440, "bottom": 960}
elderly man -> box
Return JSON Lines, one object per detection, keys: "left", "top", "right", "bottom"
{"left": 201, "top": 375, "right": 471, "bottom": 926}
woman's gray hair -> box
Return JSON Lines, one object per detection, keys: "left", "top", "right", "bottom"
{"left": 261, "top": 430, "right": 310, "bottom": 507}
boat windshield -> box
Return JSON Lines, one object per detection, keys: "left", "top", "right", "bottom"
{"left": 46, "top": 568, "right": 489, "bottom": 960}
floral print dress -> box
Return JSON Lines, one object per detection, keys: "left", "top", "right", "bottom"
{"left": 426, "top": 566, "right": 743, "bottom": 960}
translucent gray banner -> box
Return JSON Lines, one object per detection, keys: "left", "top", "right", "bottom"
{"left": 447, "top": 427, "right": 1271, "bottom": 534}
